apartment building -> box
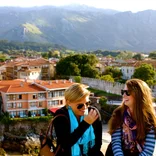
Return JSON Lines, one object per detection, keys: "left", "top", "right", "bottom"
{"left": 1, "top": 57, "right": 55, "bottom": 80}
{"left": 0, "top": 79, "right": 75, "bottom": 117}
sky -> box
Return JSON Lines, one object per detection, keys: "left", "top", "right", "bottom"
{"left": 0, "top": 0, "right": 156, "bottom": 13}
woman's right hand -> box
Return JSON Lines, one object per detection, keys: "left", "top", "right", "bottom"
{"left": 84, "top": 109, "right": 99, "bottom": 124}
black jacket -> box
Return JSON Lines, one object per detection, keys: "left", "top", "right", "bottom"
{"left": 53, "top": 106, "right": 104, "bottom": 156}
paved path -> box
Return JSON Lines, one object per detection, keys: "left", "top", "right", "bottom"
{"left": 101, "top": 124, "right": 156, "bottom": 156}
{"left": 101, "top": 124, "right": 111, "bottom": 155}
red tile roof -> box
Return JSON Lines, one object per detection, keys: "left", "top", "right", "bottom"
{"left": 0, "top": 79, "right": 75, "bottom": 93}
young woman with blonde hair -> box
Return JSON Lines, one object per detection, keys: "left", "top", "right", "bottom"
{"left": 53, "top": 83, "right": 104, "bottom": 156}
{"left": 106, "top": 78, "right": 156, "bottom": 156}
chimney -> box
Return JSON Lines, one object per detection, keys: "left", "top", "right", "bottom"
{"left": 69, "top": 79, "right": 72, "bottom": 83}
{"left": 20, "top": 82, "right": 24, "bottom": 87}
{"left": 24, "top": 78, "right": 27, "bottom": 82}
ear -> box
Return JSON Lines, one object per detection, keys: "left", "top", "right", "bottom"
{"left": 66, "top": 100, "right": 71, "bottom": 106}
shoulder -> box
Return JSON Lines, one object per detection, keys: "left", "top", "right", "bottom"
{"left": 54, "top": 106, "right": 69, "bottom": 120}
{"left": 55, "top": 106, "right": 68, "bottom": 115}
{"left": 112, "top": 106, "right": 124, "bottom": 117}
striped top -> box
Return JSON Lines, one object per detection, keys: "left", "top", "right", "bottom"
{"left": 111, "top": 128, "right": 155, "bottom": 156}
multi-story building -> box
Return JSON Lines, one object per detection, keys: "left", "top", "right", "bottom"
{"left": 0, "top": 79, "right": 75, "bottom": 117}
{"left": 1, "top": 57, "right": 56, "bottom": 80}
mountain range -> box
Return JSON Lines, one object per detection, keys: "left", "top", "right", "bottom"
{"left": 0, "top": 5, "right": 156, "bottom": 53}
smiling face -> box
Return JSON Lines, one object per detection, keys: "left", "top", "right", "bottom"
{"left": 122, "top": 85, "right": 134, "bottom": 113}
{"left": 68, "top": 96, "right": 90, "bottom": 119}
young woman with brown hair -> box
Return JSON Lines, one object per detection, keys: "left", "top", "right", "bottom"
{"left": 106, "top": 78, "right": 156, "bottom": 156}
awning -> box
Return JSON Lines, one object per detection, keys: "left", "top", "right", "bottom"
{"left": 49, "top": 107, "right": 59, "bottom": 113}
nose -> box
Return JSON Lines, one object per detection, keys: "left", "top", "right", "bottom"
{"left": 84, "top": 104, "right": 88, "bottom": 109}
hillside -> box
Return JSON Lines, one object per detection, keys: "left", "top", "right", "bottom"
{"left": 0, "top": 5, "right": 156, "bottom": 52}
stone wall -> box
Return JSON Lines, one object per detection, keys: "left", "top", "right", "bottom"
{"left": 71, "top": 76, "right": 124, "bottom": 95}
{"left": 71, "top": 77, "right": 156, "bottom": 97}
{"left": 0, "top": 120, "right": 50, "bottom": 136}
{"left": 0, "top": 120, "right": 51, "bottom": 154}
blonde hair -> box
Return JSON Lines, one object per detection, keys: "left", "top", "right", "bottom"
{"left": 65, "top": 83, "right": 90, "bottom": 104}
{"left": 108, "top": 79, "right": 156, "bottom": 141}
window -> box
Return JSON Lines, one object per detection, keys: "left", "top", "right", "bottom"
{"left": 38, "top": 93, "right": 46, "bottom": 99}
{"left": 7, "top": 94, "right": 16, "bottom": 100}
{"left": 7, "top": 103, "right": 13, "bottom": 108}
{"left": 48, "top": 91, "right": 53, "bottom": 98}
{"left": 13, "top": 103, "right": 16, "bottom": 108}
{"left": 18, "top": 94, "right": 22, "bottom": 99}
{"left": 59, "top": 90, "right": 64, "bottom": 96}
{"left": 53, "top": 91, "right": 59, "bottom": 97}
{"left": 17, "top": 103, "right": 22, "bottom": 108}
{"left": 60, "top": 100, "right": 63, "bottom": 104}
{"left": 33, "top": 94, "right": 37, "bottom": 99}
{"left": 48, "top": 100, "right": 59, "bottom": 107}
{"left": 30, "top": 102, "right": 37, "bottom": 107}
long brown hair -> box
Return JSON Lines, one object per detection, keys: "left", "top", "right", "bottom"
{"left": 108, "top": 79, "right": 156, "bottom": 141}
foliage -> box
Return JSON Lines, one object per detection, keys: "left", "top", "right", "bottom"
{"left": 0, "top": 40, "right": 66, "bottom": 52}
{"left": 28, "top": 111, "right": 31, "bottom": 117}
{"left": 116, "top": 51, "right": 134, "bottom": 59}
{"left": 133, "top": 53, "right": 143, "bottom": 60}
{"left": 149, "top": 51, "right": 156, "bottom": 59}
{"left": 11, "top": 116, "right": 52, "bottom": 122}
{"left": 43, "top": 108, "right": 48, "bottom": 116}
{"left": 56, "top": 54, "right": 99, "bottom": 78}
{"left": 103, "top": 66, "right": 122, "bottom": 81}
{"left": 133, "top": 63, "right": 156, "bottom": 86}
{"left": 23, "top": 23, "right": 42, "bottom": 34}
{"left": 88, "top": 88, "right": 118, "bottom": 97}
{"left": 0, "top": 112, "right": 11, "bottom": 124}
{"left": 0, "top": 53, "right": 8, "bottom": 62}
{"left": 74, "top": 76, "right": 82, "bottom": 83}
{"left": 101, "top": 104, "right": 118, "bottom": 123}
{"left": 100, "top": 75, "right": 114, "bottom": 82}
{"left": 89, "top": 50, "right": 120, "bottom": 57}
{"left": 99, "top": 96, "right": 108, "bottom": 107}
{"left": 48, "top": 50, "right": 60, "bottom": 58}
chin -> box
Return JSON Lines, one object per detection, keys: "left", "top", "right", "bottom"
{"left": 79, "top": 111, "right": 85, "bottom": 116}
{"left": 124, "top": 103, "right": 129, "bottom": 107}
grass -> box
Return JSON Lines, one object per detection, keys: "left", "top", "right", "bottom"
{"left": 88, "top": 87, "right": 119, "bottom": 97}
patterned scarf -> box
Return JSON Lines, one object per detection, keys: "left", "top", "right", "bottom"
{"left": 122, "top": 108, "right": 143, "bottom": 153}
{"left": 68, "top": 106, "right": 95, "bottom": 156}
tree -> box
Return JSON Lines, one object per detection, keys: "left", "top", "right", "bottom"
{"left": 133, "top": 53, "right": 143, "bottom": 60}
{"left": 100, "top": 75, "right": 114, "bottom": 82}
{"left": 104, "top": 66, "right": 122, "bottom": 81}
{"left": 41, "top": 52, "right": 48, "bottom": 59}
{"left": 149, "top": 51, "right": 156, "bottom": 59}
{"left": 99, "top": 96, "right": 107, "bottom": 107}
{"left": 116, "top": 51, "right": 133, "bottom": 59}
{"left": 74, "top": 76, "right": 82, "bottom": 83}
{"left": 56, "top": 58, "right": 80, "bottom": 77}
{"left": 133, "top": 63, "right": 156, "bottom": 85}
{"left": 56, "top": 54, "right": 99, "bottom": 78}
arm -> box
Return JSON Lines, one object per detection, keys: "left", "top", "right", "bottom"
{"left": 139, "top": 128, "right": 155, "bottom": 156}
{"left": 111, "top": 128, "right": 124, "bottom": 156}
{"left": 54, "top": 115, "right": 90, "bottom": 150}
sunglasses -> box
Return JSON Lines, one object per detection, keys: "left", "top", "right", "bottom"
{"left": 77, "top": 101, "right": 91, "bottom": 109}
{"left": 121, "top": 89, "right": 131, "bottom": 96}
